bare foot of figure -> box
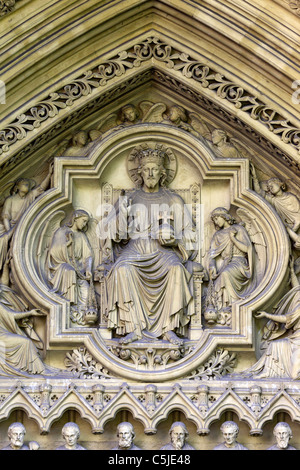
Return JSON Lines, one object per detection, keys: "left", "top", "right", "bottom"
{"left": 164, "top": 330, "right": 184, "bottom": 346}
{"left": 119, "top": 332, "right": 140, "bottom": 345}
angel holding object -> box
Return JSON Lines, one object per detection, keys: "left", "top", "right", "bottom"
{"left": 204, "top": 207, "right": 265, "bottom": 326}
{"left": 46, "top": 209, "right": 98, "bottom": 326}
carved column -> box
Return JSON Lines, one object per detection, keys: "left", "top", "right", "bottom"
{"left": 40, "top": 384, "right": 52, "bottom": 414}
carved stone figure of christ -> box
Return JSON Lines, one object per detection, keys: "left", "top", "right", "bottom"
{"left": 102, "top": 147, "right": 197, "bottom": 346}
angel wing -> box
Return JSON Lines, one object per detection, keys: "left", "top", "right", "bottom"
{"left": 140, "top": 101, "right": 167, "bottom": 123}
{"left": 229, "top": 138, "right": 258, "bottom": 160}
{"left": 236, "top": 208, "right": 267, "bottom": 284}
{"left": 85, "top": 217, "right": 101, "bottom": 268}
{"left": 36, "top": 210, "right": 66, "bottom": 284}
{"left": 201, "top": 221, "right": 215, "bottom": 266}
{"left": 188, "top": 112, "right": 212, "bottom": 139}
{"left": 96, "top": 113, "right": 119, "bottom": 133}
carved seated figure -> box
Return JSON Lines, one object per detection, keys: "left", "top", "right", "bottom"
{"left": 98, "top": 146, "right": 198, "bottom": 346}
{"left": 47, "top": 209, "right": 98, "bottom": 326}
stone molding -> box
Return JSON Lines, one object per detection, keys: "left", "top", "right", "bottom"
{"left": 0, "top": 36, "right": 299, "bottom": 172}
{"left": 0, "top": 377, "right": 299, "bottom": 436}
{"left": 11, "top": 124, "right": 289, "bottom": 383}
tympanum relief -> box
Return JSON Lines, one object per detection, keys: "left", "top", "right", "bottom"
{"left": 0, "top": 99, "right": 299, "bottom": 444}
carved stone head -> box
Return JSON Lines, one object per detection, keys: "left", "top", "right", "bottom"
{"left": 210, "top": 207, "right": 235, "bottom": 228}
{"left": 61, "top": 422, "right": 80, "bottom": 449}
{"left": 137, "top": 148, "right": 168, "bottom": 189}
{"left": 220, "top": 421, "right": 239, "bottom": 446}
{"left": 116, "top": 422, "right": 135, "bottom": 449}
{"left": 169, "top": 421, "right": 189, "bottom": 450}
{"left": 7, "top": 422, "right": 26, "bottom": 450}
{"left": 273, "top": 422, "right": 292, "bottom": 449}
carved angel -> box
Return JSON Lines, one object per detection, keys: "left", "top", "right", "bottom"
{"left": 207, "top": 129, "right": 250, "bottom": 159}
{"left": 0, "top": 163, "right": 53, "bottom": 282}
{"left": 162, "top": 105, "right": 211, "bottom": 139}
{"left": 203, "top": 207, "right": 266, "bottom": 324}
{"left": 96, "top": 103, "right": 140, "bottom": 134}
{"left": 38, "top": 209, "right": 100, "bottom": 325}
{"left": 251, "top": 163, "right": 300, "bottom": 249}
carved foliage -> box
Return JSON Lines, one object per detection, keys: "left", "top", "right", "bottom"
{"left": 1, "top": 37, "right": 299, "bottom": 158}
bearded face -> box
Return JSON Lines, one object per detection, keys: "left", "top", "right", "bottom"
{"left": 118, "top": 425, "right": 134, "bottom": 449}
{"left": 170, "top": 425, "right": 186, "bottom": 450}
{"left": 275, "top": 427, "right": 291, "bottom": 449}
{"left": 9, "top": 426, "right": 25, "bottom": 449}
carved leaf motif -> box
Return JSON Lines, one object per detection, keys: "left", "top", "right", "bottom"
{"left": 188, "top": 349, "right": 237, "bottom": 380}
{"left": 64, "top": 347, "right": 111, "bottom": 379}
{"left": 1, "top": 36, "right": 300, "bottom": 159}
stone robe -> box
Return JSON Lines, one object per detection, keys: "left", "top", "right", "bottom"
{"left": 47, "top": 226, "right": 93, "bottom": 307}
{"left": 208, "top": 224, "right": 254, "bottom": 310}
{"left": 105, "top": 187, "right": 196, "bottom": 339}
{"left": 265, "top": 191, "right": 300, "bottom": 230}
{"left": 245, "top": 286, "right": 300, "bottom": 379}
{"left": 0, "top": 186, "right": 45, "bottom": 274}
{"left": 0, "top": 297, "right": 45, "bottom": 377}
{"left": 214, "top": 442, "right": 248, "bottom": 450}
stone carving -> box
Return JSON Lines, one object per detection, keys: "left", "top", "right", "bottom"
{"left": 188, "top": 348, "right": 237, "bottom": 380}
{"left": 162, "top": 104, "right": 211, "bottom": 139}
{"left": 241, "top": 282, "right": 300, "bottom": 379}
{"left": 160, "top": 421, "right": 195, "bottom": 450}
{"left": 214, "top": 421, "right": 248, "bottom": 450}
{"left": 61, "top": 129, "right": 103, "bottom": 157}
{"left": 0, "top": 163, "right": 53, "bottom": 282}
{"left": 97, "top": 145, "right": 198, "bottom": 345}
{"left": 56, "top": 422, "right": 86, "bottom": 450}
{"left": 204, "top": 207, "right": 258, "bottom": 325}
{"left": 284, "top": 0, "right": 300, "bottom": 16}
{"left": 46, "top": 209, "right": 98, "bottom": 326}
{"left": 209, "top": 129, "right": 250, "bottom": 159}
{"left": 2, "top": 37, "right": 300, "bottom": 162}
{"left": 111, "top": 422, "right": 141, "bottom": 450}
{"left": 0, "top": 285, "right": 58, "bottom": 377}
{"left": 64, "top": 347, "right": 111, "bottom": 379}
{"left": 267, "top": 422, "right": 296, "bottom": 450}
{"left": 63, "top": 130, "right": 90, "bottom": 157}
{"left": 0, "top": 0, "right": 16, "bottom": 17}
{"left": 1, "top": 422, "right": 39, "bottom": 450}
{"left": 251, "top": 164, "right": 300, "bottom": 249}
{"left": 96, "top": 102, "right": 162, "bottom": 135}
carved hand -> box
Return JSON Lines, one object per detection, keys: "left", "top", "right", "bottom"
{"left": 29, "top": 308, "right": 44, "bottom": 316}
{"left": 209, "top": 266, "right": 217, "bottom": 280}
{"left": 229, "top": 228, "right": 237, "bottom": 240}
{"left": 65, "top": 230, "right": 73, "bottom": 246}
{"left": 255, "top": 311, "right": 268, "bottom": 319}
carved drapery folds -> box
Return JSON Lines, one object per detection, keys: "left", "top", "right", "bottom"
{"left": 0, "top": 0, "right": 16, "bottom": 17}
{"left": 1, "top": 36, "right": 300, "bottom": 183}
{"left": 0, "top": 94, "right": 299, "bottom": 441}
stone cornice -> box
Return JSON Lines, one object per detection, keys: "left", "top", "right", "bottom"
{"left": 0, "top": 35, "right": 299, "bottom": 176}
